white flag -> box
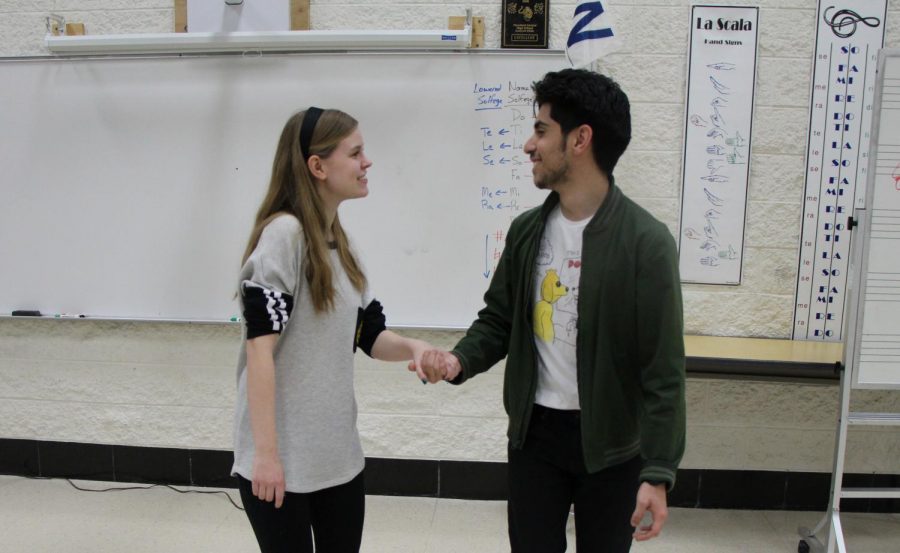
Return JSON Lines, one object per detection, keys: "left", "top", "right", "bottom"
{"left": 566, "top": 1, "right": 623, "bottom": 68}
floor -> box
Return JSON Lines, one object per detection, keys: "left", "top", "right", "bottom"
{"left": 1, "top": 475, "right": 898, "bottom": 552}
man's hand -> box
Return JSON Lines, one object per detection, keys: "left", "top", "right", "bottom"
{"left": 630, "top": 481, "right": 668, "bottom": 541}
{"left": 409, "top": 349, "right": 461, "bottom": 383}
{"left": 441, "top": 351, "right": 462, "bottom": 381}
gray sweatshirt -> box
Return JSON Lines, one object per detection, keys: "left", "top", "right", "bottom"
{"left": 231, "top": 214, "right": 367, "bottom": 493}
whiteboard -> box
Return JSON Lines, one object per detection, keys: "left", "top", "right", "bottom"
{"left": 0, "top": 52, "right": 565, "bottom": 327}
{"left": 848, "top": 49, "right": 900, "bottom": 388}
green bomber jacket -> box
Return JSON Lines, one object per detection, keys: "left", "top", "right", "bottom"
{"left": 451, "top": 181, "right": 686, "bottom": 488}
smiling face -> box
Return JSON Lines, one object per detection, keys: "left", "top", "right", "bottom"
{"left": 524, "top": 103, "right": 570, "bottom": 191}
{"left": 314, "top": 127, "right": 372, "bottom": 210}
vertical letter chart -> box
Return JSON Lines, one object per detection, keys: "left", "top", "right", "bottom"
{"left": 793, "top": 0, "right": 886, "bottom": 341}
{"left": 679, "top": 5, "right": 759, "bottom": 284}
{"left": 471, "top": 79, "right": 548, "bottom": 278}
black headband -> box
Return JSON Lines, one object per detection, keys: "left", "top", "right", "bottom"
{"left": 299, "top": 107, "right": 324, "bottom": 162}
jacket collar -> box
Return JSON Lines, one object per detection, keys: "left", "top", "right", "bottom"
{"left": 539, "top": 175, "right": 622, "bottom": 232}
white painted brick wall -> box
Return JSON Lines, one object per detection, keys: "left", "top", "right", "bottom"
{"left": 1, "top": 1, "right": 900, "bottom": 474}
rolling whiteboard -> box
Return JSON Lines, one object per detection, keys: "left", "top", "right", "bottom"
{"left": 848, "top": 49, "right": 900, "bottom": 388}
{"left": 0, "top": 51, "right": 565, "bottom": 327}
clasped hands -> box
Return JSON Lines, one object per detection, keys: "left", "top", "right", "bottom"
{"left": 408, "top": 348, "right": 461, "bottom": 383}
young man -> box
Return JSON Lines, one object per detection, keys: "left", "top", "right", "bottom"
{"left": 417, "top": 69, "right": 686, "bottom": 552}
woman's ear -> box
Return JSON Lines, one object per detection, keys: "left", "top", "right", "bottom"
{"left": 307, "top": 155, "right": 327, "bottom": 180}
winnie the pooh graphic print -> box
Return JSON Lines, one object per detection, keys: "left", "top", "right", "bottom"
{"left": 534, "top": 235, "right": 581, "bottom": 348}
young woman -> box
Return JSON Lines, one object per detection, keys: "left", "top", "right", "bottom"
{"left": 231, "top": 107, "right": 433, "bottom": 553}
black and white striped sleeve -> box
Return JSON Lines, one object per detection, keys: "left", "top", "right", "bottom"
{"left": 237, "top": 215, "right": 302, "bottom": 340}
{"left": 241, "top": 282, "right": 294, "bottom": 339}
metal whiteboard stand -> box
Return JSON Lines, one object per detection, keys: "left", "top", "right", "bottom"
{"left": 798, "top": 48, "right": 900, "bottom": 553}
{"left": 797, "top": 211, "right": 900, "bottom": 553}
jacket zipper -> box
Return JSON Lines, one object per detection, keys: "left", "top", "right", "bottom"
{"left": 518, "top": 216, "right": 543, "bottom": 447}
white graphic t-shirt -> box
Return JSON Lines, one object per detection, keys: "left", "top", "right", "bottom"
{"left": 533, "top": 205, "right": 589, "bottom": 410}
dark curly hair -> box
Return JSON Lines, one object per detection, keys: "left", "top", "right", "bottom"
{"left": 532, "top": 68, "right": 631, "bottom": 176}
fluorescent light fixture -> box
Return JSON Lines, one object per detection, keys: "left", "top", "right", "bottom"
{"left": 45, "top": 28, "right": 472, "bottom": 55}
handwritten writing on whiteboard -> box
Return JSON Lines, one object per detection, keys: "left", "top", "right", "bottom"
{"left": 471, "top": 80, "right": 547, "bottom": 278}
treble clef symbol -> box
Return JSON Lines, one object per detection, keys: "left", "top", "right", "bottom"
{"left": 823, "top": 6, "right": 881, "bottom": 39}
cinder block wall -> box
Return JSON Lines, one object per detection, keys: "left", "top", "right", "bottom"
{"left": 1, "top": 0, "right": 899, "bottom": 474}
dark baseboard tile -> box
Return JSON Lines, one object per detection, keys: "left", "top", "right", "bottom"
{"left": 0, "top": 439, "right": 896, "bottom": 513}
{"left": 39, "top": 440, "right": 116, "bottom": 482}
{"left": 669, "top": 469, "right": 701, "bottom": 508}
{"left": 785, "top": 471, "right": 831, "bottom": 511}
{"left": 0, "top": 438, "right": 40, "bottom": 476}
{"left": 699, "top": 469, "right": 787, "bottom": 510}
{"left": 366, "top": 457, "right": 439, "bottom": 497}
{"left": 114, "top": 445, "right": 191, "bottom": 486}
{"left": 439, "top": 460, "right": 507, "bottom": 500}
{"left": 0, "top": 439, "right": 226, "bottom": 487}
{"left": 189, "top": 448, "right": 236, "bottom": 488}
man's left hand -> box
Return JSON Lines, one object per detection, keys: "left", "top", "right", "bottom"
{"left": 630, "top": 481, "right": 668, "bottom": 541}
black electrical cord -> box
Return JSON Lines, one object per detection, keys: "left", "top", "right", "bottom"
{"left": 21, "top": 475, "right": 244, "bottom": 511}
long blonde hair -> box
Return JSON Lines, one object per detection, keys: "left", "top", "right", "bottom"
{"left": 242, "top": 109, "right": 367, "bottom": 313}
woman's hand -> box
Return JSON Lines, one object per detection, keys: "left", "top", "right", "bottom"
{"left": 245, "top": 334, "right": 284, "bottom": 507}
{"left": 371, "top": 331, "right": 447, "bottom": 383}
{"left": 252, "top": 451, "right": 286, "bottom": 508}
{"left": 411, "top": 348, "right": 461, "bottom": 383}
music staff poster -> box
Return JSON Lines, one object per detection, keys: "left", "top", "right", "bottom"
{"left": 678, "top": 5, "right": 759, "bottom": 284}
{"left": 793, "top": 0, "right": 887, "bottom": 341}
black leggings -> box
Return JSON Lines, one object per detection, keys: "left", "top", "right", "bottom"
{"left": 237, "top": 471, "right": 365, "bottom": 553}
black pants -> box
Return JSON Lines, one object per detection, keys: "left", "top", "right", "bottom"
{"left": 508, "top": 404, "right": 642, "bottom": 553}
{"left": 237, "top": 471, "right": 365, "bottom": 553}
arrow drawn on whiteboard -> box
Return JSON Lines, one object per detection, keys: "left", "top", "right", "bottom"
{"left": 483, "top": 234, "right": 491, "bottom": 278}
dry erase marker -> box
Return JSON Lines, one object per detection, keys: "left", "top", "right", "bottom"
{"left": 54, "top": 313, "right": 85, "bottom": 318}
{"left": 230, "top": 316, "right": 242, "bottom": 322}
